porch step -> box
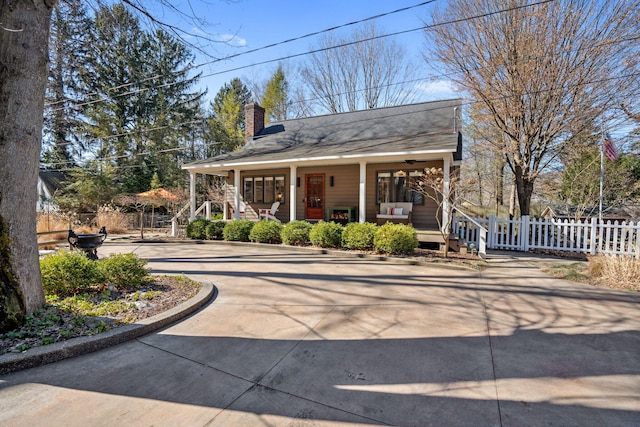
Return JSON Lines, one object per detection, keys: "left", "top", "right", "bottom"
{"left": 446, "top": 237, "right": 467, "bottom": 254}
{"left": 416, "top": 230, "right": 445, "bottom": 244}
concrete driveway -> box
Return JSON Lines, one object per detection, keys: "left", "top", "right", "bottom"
{"left": 1, "top": 242, "right": 639, "bottom": 426}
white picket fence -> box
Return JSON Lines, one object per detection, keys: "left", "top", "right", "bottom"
{"left": 452, "top": 214, "right": 640, "bottom": 258}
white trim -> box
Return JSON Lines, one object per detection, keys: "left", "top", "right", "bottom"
{"left": 290, "top": 165, "right": 297, "bottom": 221}
{"left": 442, "top": 157, "right": 451, "bottom": 233}
{"left": 233, "top": 169, "right": 241, "bottom": 220}
{"left": 189, "top": 172, "right": 196, "bottom": 221}
{"left": 182, "top": 149, "right": 453, "bottom": 173}
{"left": 359, "top": 161, "right": 367, "bottom": 223}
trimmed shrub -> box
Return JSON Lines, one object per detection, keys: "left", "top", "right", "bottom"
{"left": 309, "top": 221, "right": 344, "bottom": 248}
{"left": 281, "top": 221, "right": 313, "bottom": 246}
{"left": 249, "top": 220, "right": 283, "bottom": 244}
{"left": 40, "top": 251, "right": 104, "bottom": 296}
{"left": 205, "top": 221, "right": 226, "bottom": 240}
{"left": 374, "top": 223, "right": 419, "bottom": 254}
{"left": 342, "top": 222, "right": 378, "bottom": 250}
{"left": 99, "top": 253, "right": 150, "bottom": 291}
{"left": 223, "top": 219, "right": 255, "bottom": 242}
{"left": 186, "top": 218, "right": 210, "bottom": 239}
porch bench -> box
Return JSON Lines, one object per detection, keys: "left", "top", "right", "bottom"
{"left": 376, "top": 202, "right": 413, "bottom": 225}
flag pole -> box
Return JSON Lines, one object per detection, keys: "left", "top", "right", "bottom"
{"left": 599, "top": 123, "right": 605, "bottom": 223}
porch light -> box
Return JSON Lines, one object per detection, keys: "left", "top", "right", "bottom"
{"left": 276, "top": 192, "right": 283, "bottom": 201}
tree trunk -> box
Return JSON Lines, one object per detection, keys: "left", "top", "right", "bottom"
{"left": 0, "top": 1, "right": 54, "bottom": 331}
{"left": 514, "top": 174, "right": 534, "bottom": 217}
{"left": 496, "top": 158, "right": 505, "bottom": 206}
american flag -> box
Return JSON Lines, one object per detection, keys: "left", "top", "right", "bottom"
{"left": 603, "top": 132, "right": 617, "bottom": 161}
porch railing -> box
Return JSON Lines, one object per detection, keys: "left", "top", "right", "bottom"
{"left": 171, "top": 201, "right": 214, "bottom": 237}
{"left": 452, "top": 207, "right": 487, "bottom": 258}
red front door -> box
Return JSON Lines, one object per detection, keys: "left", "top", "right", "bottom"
{"left": 305, "top": 174, "right": 324, "bottom": 220}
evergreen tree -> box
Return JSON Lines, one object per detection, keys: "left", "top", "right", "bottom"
{"left": 261, "top": 66, "right": 290, "bottom": 122}
{"left": 42, "top": 0, "right": 90, "bottom": 169}
{"left": 82, "top": 3, "right": 205, "bottom": 193}
{"left": 208, "top": 78, "right": 251, "bottom": 154}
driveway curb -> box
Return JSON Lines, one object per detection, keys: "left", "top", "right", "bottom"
{"left": 120, "top": 238, "right": 483, "bottom": 271}
{"left": 0, "top": 281, "right": 216, "bottom": 376}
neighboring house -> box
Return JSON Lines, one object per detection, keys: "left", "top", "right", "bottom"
{"left": 182, "top": 99, "right": 463, "bottom": 242}
{"left": 37, "top": 170, "right": 66, "bottom": 212}
{"left": 541, "top": 202, "right": 640, "bottom": 222}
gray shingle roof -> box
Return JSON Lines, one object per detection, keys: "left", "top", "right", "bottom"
{"left": 184, "top": 99, "right": 462, "bottom": 171}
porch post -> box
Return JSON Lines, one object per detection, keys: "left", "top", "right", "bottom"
{"left": 359, "top": 161, "right": 367, "bottom": 223}
{"left": 233, "top": 168, "right": 241, "bottom": 220}
{"left": 290, "top": 164, "right": 297, "bottom": 221}
{"left": 189, "top": 171, "right": 196, "bottom": 221}
{"left": 442, "top": 156, "right": 451, "bottom": 233}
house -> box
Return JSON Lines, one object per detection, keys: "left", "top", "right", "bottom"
{"left": 541, "top": 202, "right": 640, "bottom": 223}
{"left": 182, "top": 99, "right": 463, "bottom": 242}
{"left": 37, "top": 170, "right": 66, "bottom": 212}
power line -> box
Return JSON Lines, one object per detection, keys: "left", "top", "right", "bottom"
{"left": 48, "top": 0, "right": 555, "bottom": 112}
{"left": 42, "top": 70, "right": 640, "bottom": 172}
{"left": 45, "top": 0, "right": 437, "bottom": 109}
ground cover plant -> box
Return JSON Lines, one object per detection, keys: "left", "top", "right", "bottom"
{"left": 1, "top": 252, "right": 201, "bottom": 355}
{"left": 542, "top": 254, "right": 640, "bottom": 292}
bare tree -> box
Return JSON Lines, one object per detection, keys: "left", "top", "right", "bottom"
{"left": 414, "top": 167, "right": 470, "bottom": 258}
{"left": 301, "top": 22, "right": 416, "bottom": 113}
{"left": 426, "top": 0, "right": 640, "bottom": 215}
{"left": 204, "top": 176, "right": 228, "bottom": 212}
{"left": 116, "top": 195, "right": 149, "bottom": 239}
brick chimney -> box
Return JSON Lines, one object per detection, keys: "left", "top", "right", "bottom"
{"left": 245, "top": 102, "right": 265, "bottom": 142}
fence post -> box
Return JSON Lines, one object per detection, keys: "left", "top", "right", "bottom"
{"left": 590, "top": 217, "right": 597, "bottom": 255}
{"left": 518, "top": 215, "right": 531, "bottom": 252}
{"left": 631, "top": 221, "right": 640, "bottom": 259}
{"left": 488, "top": 216, "right": 495, "bottom": 249}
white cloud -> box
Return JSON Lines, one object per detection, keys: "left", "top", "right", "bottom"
{"left": 414, "top": 79, "right": 459, "bottom": 100}
{"left": 214, "top": 33, "right": 247, "bottom": 47}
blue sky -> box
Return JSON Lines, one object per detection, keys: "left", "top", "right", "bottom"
{"left": 165, "top": 0, "right": 457, "bottom": 104}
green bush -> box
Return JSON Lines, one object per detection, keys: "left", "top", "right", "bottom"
{"left": 40, "top": 251, "right": 105, "bottom": 296}
{"left": 309, "top": 221, "right": 344, "bottom": 248}
{"left": 373, "top": 223, "right": 419, "bottom": 254}
{"left": 281, "top": 221, "right": 313, "bottom": 246}
{"left": 223, "top": 219, "right": 255, "bottom": 242}
{"left": 186, "top": 218, "right": 210, "bottom": 239}
{"left": 342, "top": 222, "right": 378, "bottom": 250}
{"left": 99, "top": 253, "right": 150, "bottom": 291}
{"left": 212, "top": 213, "right": 224, "bottom": 220}
{"left": 249, "top": 220, "right": 283, "bottom": 244}
{"left": 205, "top": 221, "right": 226, "bottom": 240}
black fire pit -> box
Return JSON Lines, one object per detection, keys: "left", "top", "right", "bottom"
{"left": 68, "top": 226, "right": 107, "bottom": 260}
